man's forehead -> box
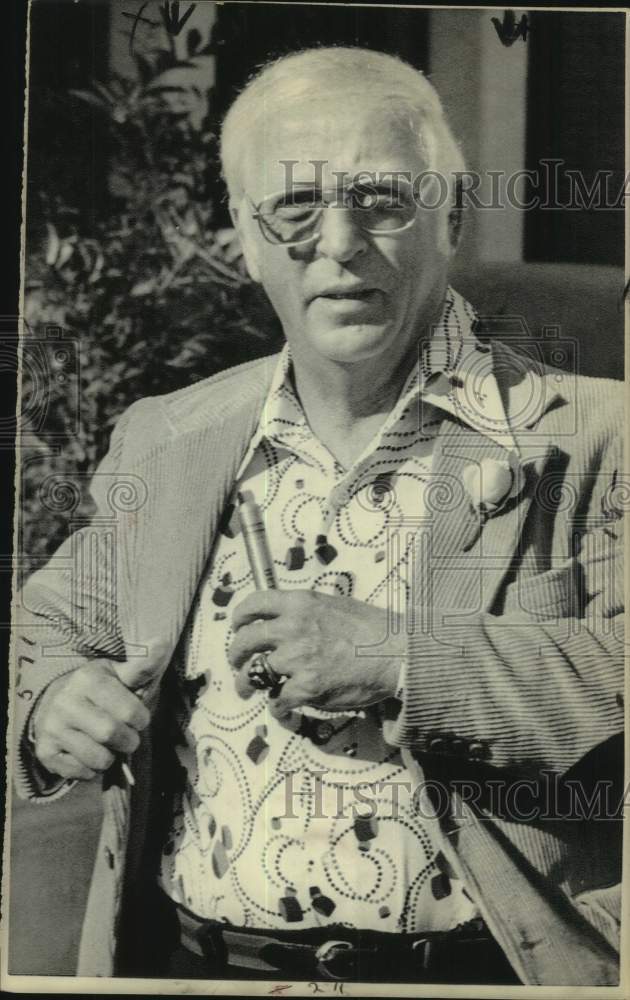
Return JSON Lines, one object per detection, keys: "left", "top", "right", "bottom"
{"left": 240, "top": 100, "right": 425, "bottom": 198}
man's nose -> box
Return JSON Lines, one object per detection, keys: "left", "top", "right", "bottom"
{"left": 314, "top": 205, "right": 367, "bottom": 262}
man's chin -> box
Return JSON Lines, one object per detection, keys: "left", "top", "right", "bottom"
{"left": 307, "top": 323, "right": 396, "bottom": 365}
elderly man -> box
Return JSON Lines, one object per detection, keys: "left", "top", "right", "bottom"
{"left": 14, "top": 47, "right": 623, "bottom": 986}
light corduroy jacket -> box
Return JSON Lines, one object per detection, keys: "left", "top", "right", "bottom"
{"left": 13, "top": 337, "right": 625, "bottom": 985}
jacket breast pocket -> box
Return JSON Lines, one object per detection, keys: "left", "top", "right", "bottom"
{"left": 502, "top": 560, "right": 584, "bottom": 621}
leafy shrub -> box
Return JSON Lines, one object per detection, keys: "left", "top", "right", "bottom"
{"left": 21, "top": 42, "right": 280, "bottom": 576}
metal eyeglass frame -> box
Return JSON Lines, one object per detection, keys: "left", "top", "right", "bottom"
{"left": 247, "top": 187, "right": 418, "bottom": 247}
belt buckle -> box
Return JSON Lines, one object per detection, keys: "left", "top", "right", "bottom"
{"left": 195, "top": 922, "right": 226, "bottom": 966}
{"left": 315, "top": 939, "right": 354, "bottom": 980}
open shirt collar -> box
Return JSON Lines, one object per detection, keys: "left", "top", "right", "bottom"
{"left": 242, "top": 285, "right": 518, "bottom": 476}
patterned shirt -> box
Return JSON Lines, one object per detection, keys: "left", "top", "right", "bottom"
{"left": 159, "top": 287, "right": 516, "bottom": 932}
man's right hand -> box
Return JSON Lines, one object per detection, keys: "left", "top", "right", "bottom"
{"left": 30, "top": 660, "right": 152, "bottom": 782}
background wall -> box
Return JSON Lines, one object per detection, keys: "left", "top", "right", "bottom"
{"left": 429, "top": 8, "right": 528, "bottom": 263}
{"left": 525, "top": 10, "right": 625, "bottom": 266}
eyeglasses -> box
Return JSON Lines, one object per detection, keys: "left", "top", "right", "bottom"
{"left": 249, "top": 182, "right": 418, "bottom": 247}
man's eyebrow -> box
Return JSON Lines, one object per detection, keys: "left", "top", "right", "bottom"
{"left": 268, "top": 178, "right": 414, "bottom": 203}
{"left": 349, "top": 179, "right": 414, "bottom": 197}
{"left": 271, "top": 183, "right": 321, "bottom": 198}
{"left": 284, "top": 181, "right": 321, "bottom": 190}
{"left": 355, "top": 180, "right": 408, "bottom": 190}
{"left": 275, "top": 185, "right": 321, "bottom": 202}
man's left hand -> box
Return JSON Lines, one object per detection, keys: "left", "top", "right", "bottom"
{"left": 229, "top": 590, "right": 403, "bottom": 717}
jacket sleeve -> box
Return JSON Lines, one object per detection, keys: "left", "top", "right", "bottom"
{"left": 12, "top": 400, "right": 149, "bottom": 801}
{"left": 387, "top": 438, "right": 625, "bottom": 776}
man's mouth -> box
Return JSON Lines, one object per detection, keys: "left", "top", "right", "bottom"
{"left": 314, "top": 288, "right": 380, "bottom": 302}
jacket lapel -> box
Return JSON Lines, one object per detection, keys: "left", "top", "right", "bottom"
{"left": 415, "top": 339, "right": 565, "bottom": 616}
{"left": 119, "top": 362, "right": 274, "bottom": 663}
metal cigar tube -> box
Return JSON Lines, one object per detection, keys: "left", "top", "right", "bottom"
{"left": 238, "top": 492, "right": 278, "bottom": 590}
{"left": 237, "top": 492, "right": 284, "bottom": 692}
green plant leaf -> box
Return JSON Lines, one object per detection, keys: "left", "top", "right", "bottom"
{"left": 68, "top": 89, "right": 109, "bottom": 111}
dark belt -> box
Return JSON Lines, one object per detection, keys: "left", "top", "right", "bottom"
{"left": 173, "top": 901, "right": 518, "bottom": 983}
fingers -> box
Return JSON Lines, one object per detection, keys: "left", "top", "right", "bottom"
{"left": 54, "top": 729, "right": 116, "bottom": 772}
{"left": 233, "top": 663, "right": 257, "bottom": 700}
{"left": 267, "top": 678, "right": 305, "bottom": 719}
{"left": 31, "top": 659, "right": 152, "bottom": 783}
{"left": 36, "top": 742, "right": 98, "bottom": 782}
{"left": 36, "top": 723, "right": 115, "bottom": 779}
{"left": 228, "top": 620, "right": 284, "bottom": 670}
{"left": 112, "top": 636, "right": 171, "bottom": 690}
{"left": 84, "top": 666, "right": 151, "bottom": 732}
{"left": 231, "top": 590, "right": 295, "bottom": 631}
{"left": 62, "top": 697, "right": 142, "bottom": 755}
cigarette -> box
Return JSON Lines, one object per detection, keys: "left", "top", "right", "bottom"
{"left": 122, "top": 761, "right": 135, "bottom": 786}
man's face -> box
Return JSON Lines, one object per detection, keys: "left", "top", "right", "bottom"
{"left": 232, "top": 99, "right": 453, "bottom": 368}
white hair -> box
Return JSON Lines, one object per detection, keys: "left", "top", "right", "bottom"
{"left": 220, "top": 45, "right": 466, "bottom": 247}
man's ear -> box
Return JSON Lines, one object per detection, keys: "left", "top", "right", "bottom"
{"left": 229, "top": 200, "right": 262, "bottom": 284}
